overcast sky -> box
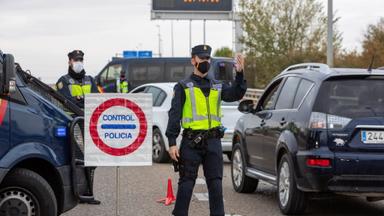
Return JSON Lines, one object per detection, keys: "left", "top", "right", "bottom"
{"left": 0, "top": 0, "right": 383, "bottom": 83}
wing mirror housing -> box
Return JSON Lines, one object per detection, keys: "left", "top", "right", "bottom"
{"left": 238, "top": 99, "right": 254, "bottom": 113}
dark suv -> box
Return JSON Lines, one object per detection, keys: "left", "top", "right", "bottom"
{"left": 231, "top": 63, "right": 384, "bottom": 214}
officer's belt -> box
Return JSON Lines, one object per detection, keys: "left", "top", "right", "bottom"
{"left": 182, "top": 127, "right": 222, "bottom": 139}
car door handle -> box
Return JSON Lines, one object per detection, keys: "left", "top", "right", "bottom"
{"left": 280, "top": 118, "right": 287, "bottom": 126}
{"left": 260, "top": 120, "right": 266, "bottom": 127}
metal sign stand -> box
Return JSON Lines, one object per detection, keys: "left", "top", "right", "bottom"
{"left": 116, "top": 166, "right": 120, "bottom": 216}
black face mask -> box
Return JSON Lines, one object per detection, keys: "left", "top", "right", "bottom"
{"left": 195, "top": 61, "right": 210, "bottom": 74}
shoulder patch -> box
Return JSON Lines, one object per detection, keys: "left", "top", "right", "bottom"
{"left": 57, "top": 82, "right": 63, "bottom": 89}
{"left": 186, "top": 82, "right": 194, "bottom": 88}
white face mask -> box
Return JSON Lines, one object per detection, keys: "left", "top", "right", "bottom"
{"left": 72, "top": 62, "right": 84, "bottom": 73}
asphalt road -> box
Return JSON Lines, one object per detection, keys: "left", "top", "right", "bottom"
{"left": 63, "top": 158, "right": 384, "bottom": 216}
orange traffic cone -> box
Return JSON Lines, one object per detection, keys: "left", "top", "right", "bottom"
{"left": 157, "top": 178, "right": 176, "bottom": 206}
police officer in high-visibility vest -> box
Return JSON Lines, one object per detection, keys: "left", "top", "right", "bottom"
{"left": 56, "top": 50, "right": 101, "bottom": 205}
{"left": 166, "top": 45, "right": 247, "bottom": 216}
{"left": 117, "top": 70, "right": 128, "bottom": 93}
{"left": 56, "top": 50, "right": 99, "bottom": 109}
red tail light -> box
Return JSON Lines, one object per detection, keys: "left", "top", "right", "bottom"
{"left": 306, "top": 158, "right": 331, "bottom": 167}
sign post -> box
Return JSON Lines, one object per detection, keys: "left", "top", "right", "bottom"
{"left": 85, "top": 94, "right": 152, "bottom": 215}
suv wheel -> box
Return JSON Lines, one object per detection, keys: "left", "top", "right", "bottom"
{"left": 231, "top": 143, "right": 258, "bottom": 193}
{"left": 152, "top": 128, "right": 170, "bottom": 163}
{"left": 277, "top": 154, "right": 307, "bottom": 215}
{"left": 0, "top": 168, "right": 57, "bottom": 216}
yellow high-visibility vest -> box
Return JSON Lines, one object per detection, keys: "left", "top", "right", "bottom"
{"left": 181, "top": 80, "right": 222, "bottom": 130}
{"left": 65, "top": 75, "right": 92, "bottom": 97}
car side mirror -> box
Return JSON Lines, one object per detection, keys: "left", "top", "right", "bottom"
{"left": 238, "top": 99, "right": 254, "bottom": 113}
{"left": 1, "top": 54, "right": 16, "bottom": 95}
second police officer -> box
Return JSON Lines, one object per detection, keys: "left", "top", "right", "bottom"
{"left": 166, "top": 45, "right": 247, "bottom": 216}
{"left": 56, "top": 50, "right": 101, "bottom": 205}
{"left": 56, "top": 50, "right": 99, "bottom": 109}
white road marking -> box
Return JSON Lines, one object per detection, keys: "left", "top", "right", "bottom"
{"left": 196, "top": 177, "right": 206, "bottom": 185}
{"left": 194, "top": 192, "right": 209, "bottom": 201}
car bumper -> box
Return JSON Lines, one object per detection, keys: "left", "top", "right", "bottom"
{"left": 296, "top": 148, "right": 384, "bottom": 195}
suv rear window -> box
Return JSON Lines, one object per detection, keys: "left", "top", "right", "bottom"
{"left": 313, "top": 77, "right": 384, "bottom": 118}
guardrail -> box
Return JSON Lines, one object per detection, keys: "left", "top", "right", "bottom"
{"left": 243, "top": 88, "right": 264, "bottom": 102}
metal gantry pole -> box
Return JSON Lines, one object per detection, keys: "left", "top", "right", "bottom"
{"left": 157, "top": 25, "right": 162, "bottom": 57}
{"left": 327, "top": 0, "right": 334, "bottom": 67}
{"left": 171, "top": 21, "right": 175, "bottom": 57}
{"left": 203, "top": 19, "right": 206, "bottom": 44}
{"left": 189, "top": 20, "right": 192, "bottom": 54}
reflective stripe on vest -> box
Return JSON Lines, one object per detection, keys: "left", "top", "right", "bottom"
{"left": 181, "top": 81, "right": 222, "bottom": 130}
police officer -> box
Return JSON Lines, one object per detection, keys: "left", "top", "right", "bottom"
{"left": 117, "top": 70, "right": 128, "bottom": 93}
{"left": 56, "top": 50, "right": 99, "bottom": 109}
{"left": 166, "top": 45, "right": 247, "bottom": 216}
{"left": 56, "top": 50, "right": 101, "bottom": 205}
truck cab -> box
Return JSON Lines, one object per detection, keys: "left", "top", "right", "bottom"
{"left": 0, "top": 51, "right": 93, "bottom": 216}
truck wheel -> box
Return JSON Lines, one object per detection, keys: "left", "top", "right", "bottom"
{"left": 0, "top": 168, "right": 57, "bottom": 216}
{"left": 152, "top": 128, "right": 170, "bottom": 163}
{"left": 277, "top": 154, "right": 307, "bottom": 215}
{"left": 231, "top": 143, "right": 258, "bottom": 193}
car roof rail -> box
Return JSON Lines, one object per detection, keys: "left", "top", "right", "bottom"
{"left": 282, "top": 63, "right": 331, "bottom": 74}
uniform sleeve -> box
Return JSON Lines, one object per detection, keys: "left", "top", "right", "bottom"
{"left": 165, "top": 83, "right": 185, "bottom": 147}
{"left": 90, "top": 77, "right": 100, "bottom": 93}
{"left": 56, "top": 77, "right": 73, "bottom": 101}
{"left": 221, "top": 72, "right": 247, "bottom": 102}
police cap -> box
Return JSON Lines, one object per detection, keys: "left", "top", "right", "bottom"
{"left": 191, "top": 45, "right": 212, "bottom": 58}
{"left": 68, "top": 50, "right": 84, "bottom": 61}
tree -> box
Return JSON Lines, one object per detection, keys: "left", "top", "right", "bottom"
{"left": 213, "top": 47, "right": 234, "bottom": 58}
{"left": 360, "top": 18, "right": 384, "bottom": 68}
{"left": 336, "top": 18, "right": 384, "bottom": 68}
{"left": 240, "top": 0, "right": 342, "bottom": 88}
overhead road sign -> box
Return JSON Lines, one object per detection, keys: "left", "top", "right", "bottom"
{"left": 151, "top": 0, "right": 234, "bottom": 20}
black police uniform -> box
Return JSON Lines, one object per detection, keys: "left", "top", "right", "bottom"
{"left": 166, "top": 45, "right": 247, "bottom": 216}
{"left": 56, "top": 50, "right": 100, "bottom": 205}
{"left": 56, "top": 50, "right": 99, "bottom": 109}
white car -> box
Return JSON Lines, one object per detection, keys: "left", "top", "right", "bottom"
{"left": 130, "top": 82, "right": 243, "bottom": 163}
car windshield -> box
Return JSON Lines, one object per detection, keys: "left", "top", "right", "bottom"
{"left": 313, "top": 77, "right": 384, "bottom": 118}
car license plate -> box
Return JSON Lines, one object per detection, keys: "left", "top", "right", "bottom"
{"left": 361, "top": 131, "right": 384, "bottom": 144}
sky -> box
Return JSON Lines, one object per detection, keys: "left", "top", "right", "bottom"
{"left": 0, "top": 0, "right": 383, "bottom": 83}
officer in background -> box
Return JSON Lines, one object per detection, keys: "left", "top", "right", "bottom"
{"left": 166, "top": 45, "right": 247, "bottom": 216}
{"left": 56, "top": 50, "right": 99, "bottom": 109}
{"left": 117, "top": 70, "right": 128, "bottom": 93}
{"left": 56, "top": 50, "right": 101, "bottom": 205}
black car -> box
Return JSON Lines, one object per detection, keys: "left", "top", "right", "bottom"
{"left": 231, "top": 63, "right": 384, "bottom": 214}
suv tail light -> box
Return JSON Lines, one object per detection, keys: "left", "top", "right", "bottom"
{"left": 309, "top": 112, "right": 351, "bottom": 129}
{"left": 306, "top": 158, "right": 331, "bottom": 167}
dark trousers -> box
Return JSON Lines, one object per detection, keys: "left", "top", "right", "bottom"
{"left": 172, "top": 137, "right": 224, "bottom": 216}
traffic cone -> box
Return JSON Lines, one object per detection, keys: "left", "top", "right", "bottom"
{"left": 157, "top": 178, "right": 176, "bottom": 206}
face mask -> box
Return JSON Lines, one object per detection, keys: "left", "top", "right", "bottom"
{"left": 72, "top": 62, "right": 84, "bottom": 73}
{"left": 195, "top": 61, "right": 210, "bottom": 74}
